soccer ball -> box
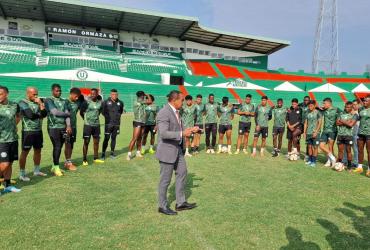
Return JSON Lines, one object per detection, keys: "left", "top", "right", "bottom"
{"left": 221, "top": 146, "right": 228, "bottom": 153}
{"left": 289, "top": 153, "right": 299, "bottom": 161}
{"left": 334, "top": 162, "right": 345, "bottom": 172}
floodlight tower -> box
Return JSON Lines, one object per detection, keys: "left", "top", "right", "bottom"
{"left": 312, "top": 0, "right": 339, "bottom": 74}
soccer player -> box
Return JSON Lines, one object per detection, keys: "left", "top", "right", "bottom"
{"left": 286, "top": 98, "right": 303, "bottom": 158}
{"left": 336, "top": 101, "right": 358, "bottom": 170}
{"left": 141, "top": 94, "right": 158, "bottom": 155}
{"left": 101, "top": 89, "right": 124, "bottom": 159}
{"left": 204, "top": 94, "right": 218, "bottom": 154}
{"left": 0, "top": 86, "right": 21, "bottom": 193}
{"left": 343, "top": 99, "right": 360, "bottom": 169}
{"left": 272, "top": 98, "right": 287, "bottom": 157}
{"left": 355, "top": 96, "right": 370, "bottom": 176}
{"left": 44, "top": 84, "right": 71, "bottom": 176}
{"left": 217, "top": 96, "right": 234, "bottom": 154}
{"left": 303, "top": 100, "right": 322, "bottom": 167}
{"left": 299, "top": 96, "right": 310, "bottom": 159}
{"left": 18, "top": 87, "right": 47, "bottom": 181}
{"left": 192, "top": 94, "right": 205, "bottom": 154}
{"left": 319, "top": 98, "right": 340, "bottom": 167}
{"left": 181, "top": 95, "right": 197, "bottom": 157}
{"left": 64, "top": 87, "right": 82, "bottom": 171}
{"left": 251, "top": 96, "right": 272, "bottom": 157}
{"left": 235, "top": 94, "right": 254, "bottom": 154}
{"left": 80, "top": 88, "right": 104, "bottom": 166}
{"left": 127, "top": 91, "right": 147, "bottom": 160}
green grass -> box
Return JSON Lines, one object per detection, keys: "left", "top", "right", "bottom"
{"left": 1, "top": 115, "right": 370, "bottom": 249}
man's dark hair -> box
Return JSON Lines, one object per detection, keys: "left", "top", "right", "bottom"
{"left": 304, "top": 96, "right": 310, "bottom": 100}
{"left": 51, "top": 83, "right": 61, "bottom": 90}
{"left": 136, "top": 91, "right": 145, "bottom": 98}
{"left": 353, "top": 99, "right": 359, "bottom": 103}
{"left": 323, "top": 97, "right": 332, "bottom": 103}
{"left": 167, "top": 90, "right": 181, "bottom": 101}
{"left": 148, "top": 94, "right": 155, "bottom": 102}
{"left": 308, "top": 100, "right": 316, "bottom": 105}
{"left": 196, "top": 94, "right": 202, "bottom": 98}
{"left": 70, "top": 87, "right": 81, "bottom": 95}
{"left": 209, "top": 93, "right": 214, "bottom": 98}
{"left": 261, "top": 95, "right": 268, "bottom": 100}
{"left": 345, "top": 101, "right": 353, "bottom": 106}
{"left": 222, "top": 96, "right": 229, "bottom": 104}
{"left": 91, "top": 88, "right": 98, "bottom": 93}
{"left": 185, "top": 95, "right": 193, "bottom": 100}
{"left": 246, "top": 94, "right": 252, "bottom": 98}
{"left": 291, "top": 98, "right": 299, "bottom": 103}
{"left": 277, "top": 98, "right": 283, "bottom": 102}
{"left": 0, "top": 85, "right": 9, "bottom": 93}
{"left": 111, "top": 89, "right": 118, "bottom": 93}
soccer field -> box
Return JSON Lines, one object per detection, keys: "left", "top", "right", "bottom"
{"left": 1, "top": 114, "right": 369, "bottom": 249}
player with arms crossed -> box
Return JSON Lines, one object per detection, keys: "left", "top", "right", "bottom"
{"left": 235, "top": 94, "right": 254, "bottom": 154}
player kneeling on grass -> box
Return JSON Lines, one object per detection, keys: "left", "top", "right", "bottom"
{"left": 354, "top": 96, "right": 370, "bottom": 176}
{"left": 181, "top": 95, "right": 197, "bottom": 157}
{"left": 141, "top": 94, "right": 158, "bottom": 155}
{"left": 252, "top": 96, "right": 272, "bottom": 157}
{"left": 335, "top": 101, "right": 358, "bottom": 171}
{"left": 192, "top": 94, "right": 205, "bottom": 154}
{"left": 80, "top": 88, "right": 104, "bottom": 166}
{"left": 303, "top": 100, "right": 322, "bottom": 167}
{"left": 18, "top": 87, "right": 47, "bottom": 181}
{"left": 217, "top": 97, "right": 234, "bottom": 154}
{"left": 272, "top": 98, "right": 288, "bottom": 157}
{"left": 235, "top": 94, "right": 254, "bottom": 154}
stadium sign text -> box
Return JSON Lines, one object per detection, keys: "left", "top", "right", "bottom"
{"left": 46, "top": 26, "right": 119, "bottom": 40}
{"left": 122, "top": 48, "right": 183, "bottom": 59}
{"left": 226, "top": 78, "right": 249, "bottom": 88}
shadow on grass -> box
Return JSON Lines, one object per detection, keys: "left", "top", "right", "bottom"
{"left": 280, "top": 227, "right": 320, "bottom": 250}
{"left": 167, "top": 172, "right": 203, "bottom": 206}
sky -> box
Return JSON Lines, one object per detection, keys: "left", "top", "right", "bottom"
{"left": 86, "top": 0, "right": 370, "bottom": 74}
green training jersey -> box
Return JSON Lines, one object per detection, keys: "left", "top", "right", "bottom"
{"left": 67, "top": 99, "right": 79, "bottom": 129}
{"left": 358, "top": 107, "right": 370, "bottom": 135}
{"left": 306, "top": 109, "right": 322, "bottom": 135}
{"left": 145, "top": 104, "right": 158, "bottom": 126}
{"left": 204, "top": 102, "right": 218, "bottom": 124}
{"left": 300, "top": 104, "right": 309, "bottom": 124}
{"left": 181, "top": 104, "right": 197, "bottom": 128}
{"left": 194, "top": 103, "right": 205, "bottom": 125}
{"left": 337, "top": 112, "right": 358, "bottom": 137}
{"left": 273, "top": 107, "right": 288, "bottom": 128}
{"left": 322, "top": 107, "right": 340, "bottom": 133}
{"left": 217, "top": 105, "right": 234, "bottom": 125}
{"left": 45, "top": 96, "right": 69, "bottom": 129}
{"left": 255, "top": 105, "right": 272, "bottom": 127}
{"left": 0, "top": 100, "right": 19, "bottom": 143}
{"left": 83, "top": 99, "right": 102, "bottom": 126}
{"left": 133, "top": 99, "right": 146, "bottom": 123}
{"left": 239, "top": 103, "right": 254, "bottom": 123}
{"left": 18, "top": 99, "right": 43, "bottom": 132}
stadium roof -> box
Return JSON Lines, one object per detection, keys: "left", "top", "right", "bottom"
{"left": 0, "top": 0, "right": 290, "bottom": 55}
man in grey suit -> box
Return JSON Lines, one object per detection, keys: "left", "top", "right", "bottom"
{"left": 156, "top": 90, "right": 199, "bottom": 215}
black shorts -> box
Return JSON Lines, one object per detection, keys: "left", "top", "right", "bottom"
{"left": 238, "top": 122, "right": 251, "bottom": 135}
{"left": 219, "top": 124, "right": 232, "bottom": 134}
{"left": 320, "top": 132, "right": 337, "bottom": 143}
{"left": 65, "top": 128, "right": 77, "bottom": 145}
{"left": 105, "top": 124, "right": 120, "bottom": 136}
{"left": 254, "top": 127, "right": 268, "bottom": 138}
{"left": 83, "top": 125, "right": 100, "bottom": 139}
{"left": 48, "top": 128, "right": 67, "bottom": 145}
{"left": 0, "top": 141, "right": 19, "bottom": 163}
{"left": 272, "top": 127, "right": 285, "bottom": 135}
{"left": 22, "top": 131, "right": 43, "bottom": 150}
{"left": 287, "top": 127, "right": 302, "bottom": 140}
{"left": 195, "top": 124, "right": 204, "bottom": 134}
{"left": 133, "top": 121, "right": 145, "bottom": 128}
{"left": 337, "top": 135, "right": 354, "bottom": 145}
{"left": 306, "top": 135, "right": 320, "bottom": 146}
{"left": 358, "top": 134, "right": 370, "bottom": 142}
{"left": 143, "top": 124, "right": 156, "bottom": 135}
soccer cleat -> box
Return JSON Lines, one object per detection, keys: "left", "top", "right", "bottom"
{"left": 34, "top": 171, "right": 47, "bottom": 177}
{"left": 251, "top": 152, "right": 257, "bottom": 157}
{"left": 352, "top": 167, "right": 364, "bottom": 174}
{"left": 210, "top": 149, "right": 215, "bottom": 154}
{"left": 272, "top": 150, "right": 278, "bottom": 157}
{"left": 19, "top": 175, "right": 30, "bottom": 182}
{"left": 243, "top": 149, "right": 248, "bottom": 154}
{"left": 310, "top": 162, "right": 316, "bottom": 168}
{"left": 51, "top": 166, "right": 63, "bottom": 177}
{"left": 305, "top": 161, "right": 312, "bottom": 165}
{"left": 136, "top": 152, "right": 144, "bottom": 158}
{"left": 94, "top": 159, "right": 105, "bottom": 164}
{"left": 324, "top": 159, "right": 331, "bottom": 167}
{"left": 149, "top": 148, "right": 155, "bottom": 154}
{"left": 234, "top": 150, "right": 240, "bottom": 155}
{"left": 228, "top": 150, "right": 232, "bottom": 155}
{"left": 3, "top": 186, "right": 21, "bottom": 193}
{"left": 216, "top": 149, "right": 221, "bottom": 154}
{"left": 82, "top": 161, "right": 89, "bottom": 167}
{"left": 101, "top": 153, "right": 106, "bottom": 160}
{"left": 110, "top": 153, "right": 116, "bottom": 159}
{"left": 206, "top": 149, "right": 210, "bottom": 154}
{"left": 366, "top": 170, "right": 370, "bottom": 177}
{"left": 64, "top": 162, "right": 77, "bottom": 171}
{"left": 185, "top": 152, "right": 192, "bottom": 157}
{"left": 126, "top": 154, "right": 132, "bottom": 161}
{"left": 260, "top": 151, "right": 265, "bottom": 157}
{"left": 141, "top": 148, "right": 146, "bottom": 155}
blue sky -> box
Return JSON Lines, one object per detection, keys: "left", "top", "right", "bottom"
{"left": 87, "top": 0, "right": 370, "bottom": 74}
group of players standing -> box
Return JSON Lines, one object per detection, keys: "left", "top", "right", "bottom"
{"left": 1, "top": 84, "right": 369, "bottom": 194}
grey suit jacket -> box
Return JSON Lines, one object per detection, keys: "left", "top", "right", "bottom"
{"left": 155, "top": 103, "right": 183, "bottom": 163}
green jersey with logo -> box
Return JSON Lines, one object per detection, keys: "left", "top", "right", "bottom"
{"left": 181, "top": 104, "right": 197, "bottom": 128}
{"left": 0, "top": 101, "right": 19, "bottom": 143}
{"left": 322, "top": 107, "right": 340, "bottom": 133}
{"left": 255, "top": 105, "right": 272, "bottom": 127}
{"left": 19, "top": 99, "right": 43, "bottom": 132}
{"left": 45, "top": 97, "right": 69, "bottom": 129}
{"left": 67, "top": 99, "right": 80, "bottom": 129}
{"left": 204, "top": 103, "right": 218, "bottom": 124}
{"left": 358, "top": 107, "right": 370, "bottom": 135}
{"left": 337, "top": 112, "right": 358, "bottom": 137}
{"left": 306, "top": 109, "right": 322, "bottom": 135}
{"left": 145, "top": 104, "right": 158, "bottom": 126}
{"left": 83, "top": 100, "right": 102, "bottom": 126}
{"left": 217, "top": 105, "right": 234, "bottom": 125}
{"left": 239, "top": 103, "right": 254, "bottom": 123}
{"left": 194, "top": 103, "right": 205, "bottom": 125}
{"left": 133, "top": 99, "right": 146, "bottom": 123}
{"left": 273, "top": 107, "right": 287, "bottom": 128}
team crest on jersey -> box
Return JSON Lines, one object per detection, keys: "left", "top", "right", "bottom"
{"left": 117, "top": 103, "right": 121, "bottom": 106}
{"left": 108, "top": 101, "right": 112, "bottom": 105}
{"left": 1, "top": 152, "right": 7, "bottom": 158}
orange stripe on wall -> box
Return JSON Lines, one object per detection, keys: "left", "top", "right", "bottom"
{"left": 255, "top": 89, "right": 274, "bottom": 107}
{"left": 227, "top": 88, "right": 242, "bottom": 104}
{"left": 244, "top": 69, "right": 323, "bottom": 83}
{"left": 338, "top": 93, "right": 348, "bottom": 103}
{"left": 327, "top": 78, "right": 370, "bottom": 83}
{"left": 178, "top": 85, "right": 189, "bottom": 96}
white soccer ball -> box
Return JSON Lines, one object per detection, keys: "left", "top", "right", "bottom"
{"left": 334, "top": 162, "right": 345, "bottom": 172}
{"left": 221, "top": 146, "right": 228, "bottom": 153}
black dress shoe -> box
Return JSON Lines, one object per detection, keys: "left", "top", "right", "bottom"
{"left": 175, "top": 202, "right": 197, "bottom": 211}
{"left": 158, "top": 207, "right": 177, "bottom": 215}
